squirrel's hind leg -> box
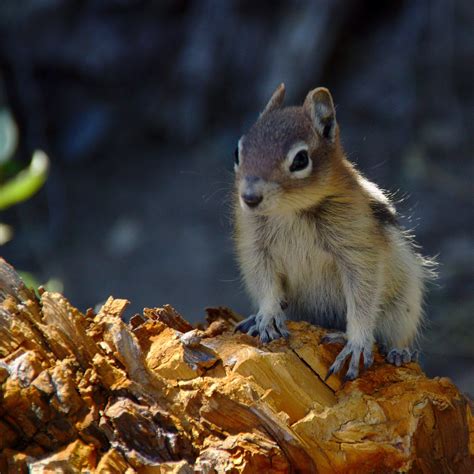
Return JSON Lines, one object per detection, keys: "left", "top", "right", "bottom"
{"left": 376, "top": 298, "right": 422, "bottom": 367}
{"left": 385, "top": 347, "right": 419, "bottom": 366}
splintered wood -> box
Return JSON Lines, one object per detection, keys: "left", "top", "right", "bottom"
{"left": 0, "top": 258, "right": 472, "bottom": 473}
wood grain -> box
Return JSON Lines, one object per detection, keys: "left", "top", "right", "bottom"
{"left": 0, "top": 258, "right": 471, "bottom": 473}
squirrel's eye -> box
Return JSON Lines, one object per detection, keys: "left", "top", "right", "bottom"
{"left": 234, "top": 147, "right": 239, "bottom": 166}
{"left": 290, "top": 150, "right": 309, "bottom": 172}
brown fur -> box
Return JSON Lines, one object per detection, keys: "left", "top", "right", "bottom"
{"left": 233, "top": 84, "right": 431, "bottom": 379}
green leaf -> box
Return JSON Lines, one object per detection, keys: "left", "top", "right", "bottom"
{"left": 0, "top": 150, "right": 49, "bottom": 210}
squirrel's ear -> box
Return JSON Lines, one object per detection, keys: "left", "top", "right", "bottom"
{"left": 260, "top": 83, "right": 285, "bottom": 117}
{"left": 304, "top": 87, "right": 337, "bottom": 142}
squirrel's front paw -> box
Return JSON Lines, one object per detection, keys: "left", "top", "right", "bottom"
{"left": 325, "top": 340, "right": 374, "bottom": 381}
{"left": 235, "top": 312, "right": 289, "bottom": 343}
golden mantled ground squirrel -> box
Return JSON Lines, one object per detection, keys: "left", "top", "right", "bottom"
{"left": 234, "top": 84, "right": 434, "bottom": 380}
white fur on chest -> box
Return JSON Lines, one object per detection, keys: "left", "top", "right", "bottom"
{"left": 240, "top": 212, "right": 346, "bottom": 325}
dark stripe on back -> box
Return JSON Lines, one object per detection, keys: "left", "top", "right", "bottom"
{"left": 370, "top": 200, "right": 398, "bottom": 226}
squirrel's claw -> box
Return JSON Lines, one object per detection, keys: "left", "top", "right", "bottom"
{"left": 325, "top": 340, "right": 374, "bottom": 381}
{"left": 324, "top": 366, "right": 335, "bottom": 382}
{"left": 235, "top": 313, "right": 289, "bottom": 343}
{"left": 235, "top": 315, "right": 257, "bottom": 334}
{"left": 386, "top": 348, "right": 418, "bottom": 366}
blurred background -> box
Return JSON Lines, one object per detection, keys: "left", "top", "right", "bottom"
{"left": 0, "top": 0, "right": 472, "bottom": 393}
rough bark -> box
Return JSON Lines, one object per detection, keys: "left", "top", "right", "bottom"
{"left": 0, "top": 258, "right": 472, "bottom": 473}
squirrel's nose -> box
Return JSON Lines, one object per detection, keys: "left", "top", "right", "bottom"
{"left": 242, "top": 193, "right": 263, "bottom": 208}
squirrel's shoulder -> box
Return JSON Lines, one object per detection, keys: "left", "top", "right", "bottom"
{"left": 302, "top": 162, "right": 399, "bottom": 229}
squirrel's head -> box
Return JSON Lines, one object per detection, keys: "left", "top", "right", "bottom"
{"left": 234, "top": 84, "right": 342, "bottom": 214}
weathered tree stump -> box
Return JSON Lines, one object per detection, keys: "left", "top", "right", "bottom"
{"left": 0, "top": 258, "right": 472, "bottom": 473}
